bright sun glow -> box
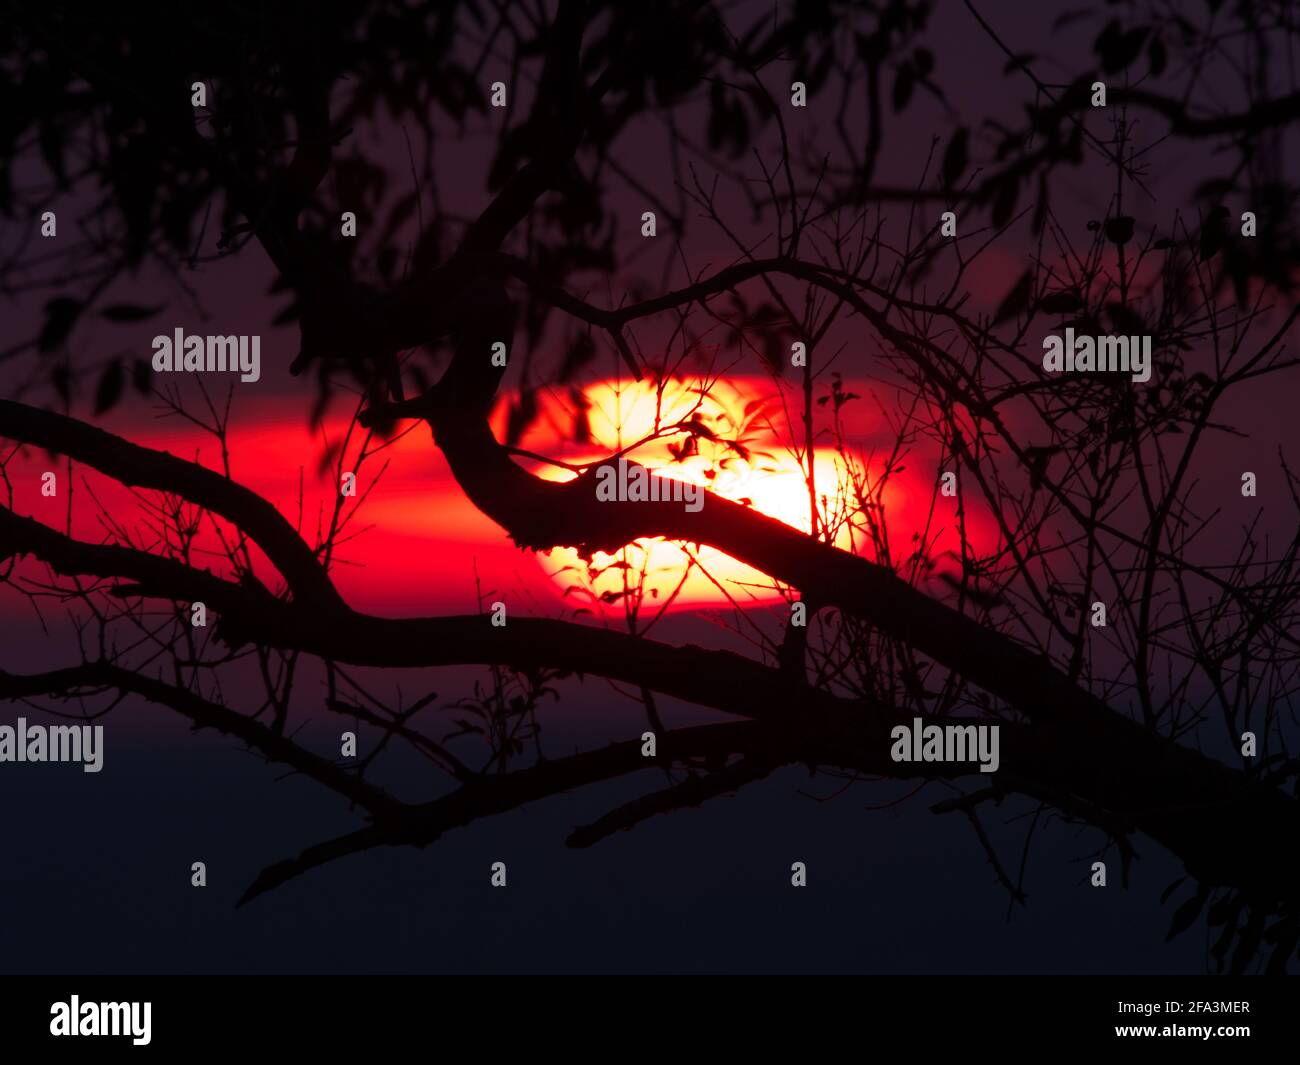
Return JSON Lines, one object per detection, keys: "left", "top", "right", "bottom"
{"left": 523, "top": 377, "right": 895, "bottom": 609}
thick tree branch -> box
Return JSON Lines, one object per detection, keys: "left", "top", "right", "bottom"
{"left": 0, "top": 400, "right": 343, "bottom": 610}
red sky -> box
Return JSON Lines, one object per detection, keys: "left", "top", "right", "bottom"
{"left": 4, "top": 375, "right": 990, "bottom": 618}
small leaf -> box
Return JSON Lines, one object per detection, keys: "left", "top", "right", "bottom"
{"left": 678, "top": 417, "right": 718, "bottom": 441}
{"left": 271, "top": 300, "right": 302, "bottom": 327}
{"left": 1265, "top": 934, "right": 1299, "bottom": 976}
{"left": 1165, "top": 884, "right": 1210, "bottom": 941}
{"left": 855, "top": 30, "right": 887, "bottom": 64}
{"left": 1104, "top": 215, "right": 1135, "bottom": 245}
{"left": 1061, "top": 314, "right": 1102, "bottom": 336}
{"left": 992, "top": 270, "right": 1033, "bottom": 325}
{"left": 93, "top": 359, "right": 124, "bottom": 415}
{"left": 706, "top": 82, "right": 727, "bottom": 150}
{"left": 1197, "top": 178, "right": 1235, "bottom": 200}
{"left": 1032, "top": 177, "right": 1049, "bottom": 234}
{"left": 39, "top": 117, "right": 67, "bottom": 187}
{"left": 51, "top": 365, "right": 71, "bottom": 405}
{"left": 1199, "top": 214, "right": 1228, "bottom": 261}
{"left": 1106, "top": 303, "right": 1145, "bottom": 334}
{"left": 39, "top": 297, "right": 83, "bottom": 353}
{"left": 942, "top": 128, "right": 968, "bottom": 187}
{"left": 805, "top": 47, "right": 834, "bottom": 94}
{"left": 560, "top": 333, "right": 596, "bottom": 382}
{"left": 1148, "top": 37, "right": 1167, "bottom": 77}
{"left": 892, "top": 63, "right": 915, "bottom": 112}
{"left": 100, "top": 303, "right": 165, "bottom": 323}
{"left": 505, "top": 388, "right": 539, "bottom": 448}
{"left": 991, "top": 175, "right": 1019, "bottom": 228}
{"left": 1040, "top": 290, "right": 1083, "bottom": 314}
{"left": 1095, "top": 20, "right": 1149, "bottom": 74}
{"left": 1206, "top": 894, "right": 1243, "bottom": 927}
{"left": 131, "top": 359, "right": 153, "bottom": 396}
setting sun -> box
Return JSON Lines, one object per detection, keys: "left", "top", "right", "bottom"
{"left": 514, "top": 377, "right": 893, "bottom": 608}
